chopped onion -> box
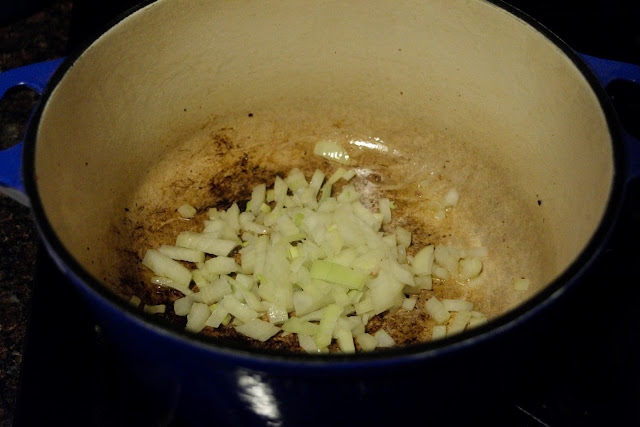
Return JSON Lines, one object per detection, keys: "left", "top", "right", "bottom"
{"left": 425, "top": 296, "right": 451, "bottom": 324}
{"left": 298, "top": 334, "right": 325, "bottom": 354}
{"left": 175, "top": 232, "right": 238, "bottom": 257}
{"left": 335, "top": 328, "right": 356, "bottom": 353}
{"left": 356, "top": 333, "right": 378, "bottom": 351}
{"left": 143, "top": 304, "right": 166, "bottom": 314}
{"left": 235, "top": 319, "right": 281, "bottom": 342}
{"left": 205, "top": 256, "right": 240, "bottom": 275}
{"left": 514, "top": 278, "right": 530, "bottom": 291}
{"left": 401, "top": 297, "right": 417, "bottom": 311}
{"left": 193, "top": 278, "right": 232, "bottom": 304}
{"left": 448, "top": 311, "right": 473, "bottom": 335}
{"left": 434, "top": 245, "right": 460, "bottom": 276}
{"left": 468, "top": 316, "right": 488, "bottom": 329}
{"left": 220, "top": 295, "right": 259, "bottom": 323}
{"left": 442, "top": 189, "right": 460, "bottom": 207}
{"left": 309, "top": 259, "right": 368, "bottom": 290}
{"left": 315, "top": 304, "right": 342, "bottom": 349}
{"left": 459, "top": 257, "right": 483, "bottom": 280}
{"left": 432, "top": 325, "right": 447, "bottom": 340}
{"left": 442, "top": 299, "right": 474, "bottom": 312}
{"left": 139, "top": 166, "right": 517, "bottom": 352}
{"left": 374, "top": 329, "right": 395, "bottom": 348}
{"left": 142, "top": 249, "right": 192, "bottom": 289}
{"left": 158, "top": 244, "right": 205, "bottom": 263}
{"left": 178, "top": 203, "right": 197, "bottom": 218}
{"left": 174, "top": 295, "right": 194, "bottom": 316}
{"left": 411, "top": 245, "right": 435, "bottom": 276}
{"left": 185, "top": 302, "right": 211, "bottom": 333}
{"left": 205, "top": 304, "right": 230, "bottom": 328}
{"left": 266, "top": 304, "right": 289, "bottom": 325}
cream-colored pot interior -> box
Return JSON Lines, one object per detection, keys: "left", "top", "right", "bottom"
{"left": 35, "top": 0, "right": 613, "bottom": 327}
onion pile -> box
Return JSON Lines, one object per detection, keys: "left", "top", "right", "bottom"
{"left": 138, "top": 148, "right": 504, "bottom": 353}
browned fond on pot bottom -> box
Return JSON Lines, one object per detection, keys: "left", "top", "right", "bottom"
{"left": 108, "top": 105, "right": 554, "bottom": 352}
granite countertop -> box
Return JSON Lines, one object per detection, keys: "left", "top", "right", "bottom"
{"left": 0, "top": 1, "right": 72, "bottom": 424}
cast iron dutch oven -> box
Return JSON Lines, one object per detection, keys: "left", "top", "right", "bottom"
{"left": 1, "top": 0, "right": 639, "bottom": 424}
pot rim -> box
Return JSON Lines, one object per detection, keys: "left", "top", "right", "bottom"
{"left": 22, "top": 0, "right": 628, "bottom": 369}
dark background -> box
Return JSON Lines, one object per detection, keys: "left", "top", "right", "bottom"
{"left": 1, "top": 1, "right": 639, "bottom": 425}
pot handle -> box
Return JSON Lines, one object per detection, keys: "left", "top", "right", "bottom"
{"left": 0, "top": 58, "right": 64, "bottom": 206}
{"left": 579, "top": 53, "right": 640, "bottom": 183}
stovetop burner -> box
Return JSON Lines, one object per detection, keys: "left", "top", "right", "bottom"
{"left": 13, "top": 1, "right": 640, "bottom": 425}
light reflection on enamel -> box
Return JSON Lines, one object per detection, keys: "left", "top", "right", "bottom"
{"left": 237, "top": 371, "right": 283, "bottom": 426}
{"left": 349, "top": 137, "right": 389, "bottom": 152}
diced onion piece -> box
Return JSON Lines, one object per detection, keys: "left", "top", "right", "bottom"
{"left": 425, "top": 296, "right": 451, "bottom": 324}
{"left": 298, "top": 334, "right": 324, "bottom": 354}
{"left": 298, "top": 308, "right": 325, "bottom": 322}
{"left": 442, "top": 299, "right": 474, "bottom": 312}
{"left": 150, "top": 276, "right": 193, "bottom": 296}
{"left": 514, "top": 277, "right": 530, "bottom": 290}
{"left": 378, "top": 198, "right": 392, "bottom": 224}
{"left": 355, "top": 333, "right": 378, "bottom": 351}
{"left": 191, "top": 269, "right": 209, "bottom": 288}
{"left": 467, "top": 275, "right": 486, "bottom": 287}
{"left": 331, "top": 287, "right": 351, "bottom": 307}
{"left": 220, "top": 295, "right": 260, "bottom": 323}
{"left": 249, "top": 183, "right": 266, "bottom": 214}
{"left": 142, "top": 249, "right": 192, "bottom": 289}
{"left": 176, "top": 232, "right": 238, "bottom": 256}
{"left": 205, "top": 256, "right": 240, "bottom": 275}
{"left": 412, "top": 245, "right": 435, "bottom": 276}
{"left": 143, "top": 304, "right": 166, "bottom": 314}
{"left": 434, "top": 245, "right": 460, "bottom": 276}
{"left": 395, "top": 227, "right": 411, "bottom": 249}
{"left": 309, "top": 260, "right": 368, "bottom": 290}
{"left": 335, "top": 328, "right": 356, "bottom": 353}
{"left": 432, "top": 325, "right": 447, "bottom": 340}
{"left": 241, "top": 289, "right": 266, "bottom": 312}
{"left": 205, "top": 304, "right": 230, "bottom": 328}
{"left": 178, "top": 203, "right": 197, "bottom": 218}
{"left": 367, "top": 270, "right": 405, "bottom": 315}
{"left": 374, "top": 329, "right": 395, "bottom": 348}
{"left": 459, "top": 257, "right": 483, "bottom": 280}
{"left": 342, "top": 169, "right": 357, "bottom": 181}
{"left": 314, "top": 140, "right": 351, "bottom": 164}
{"left": 174, "top": 295, "right": 194, "bottom": 316}
{"left": 414, "top": 275, "right": 433, "bottom": 290}
{"left": 185, "top": 302, "right": 211, "bottom": 333}
{"left": 468, "top": 316, "right": 488, "bottom": 329}
{"left": 235, "top": 319, "right": 281, "bottom": 342}
{"left": 448, "top": 311, "right": 473, "bottom": 335}
{"left": 266, "top": 304, "right": 289, "bottom": 325}
{"left": 285, "top": 168, "right": 308, "bottom": 193}
{"left": 401, "top": 297, "right": 417, "bottom": 311}
{"left": 344, "top": 316, "right": 365, "bottom": 336}
{"left": 192, "top": 278, "right": 232, "bottom": 304}
{"left": 336, "top": 184, "right": 360, "bottom": 203}
{"left": 282, "top": 317, "right": 320, "bottom": 336}
{"left": 158, "top": 245, "right": 205, "bottom": 263}
{"left": 432, "top": 266, "right": 451, "bottom": 280}
{"left": 129, "top": 295, "right": 141, "bottom": 307}
{"left": 442, "top": 188, "right": 460, "bottom": 207}
{"left": 315, "top": 304, "right": 342, "bottom": 349}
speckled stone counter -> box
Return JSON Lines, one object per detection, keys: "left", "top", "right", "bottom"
{"left": 0, "top": 2, "right": 71, "bottom": 424}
